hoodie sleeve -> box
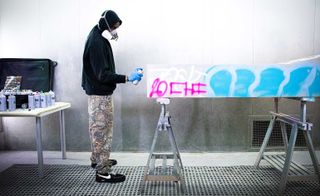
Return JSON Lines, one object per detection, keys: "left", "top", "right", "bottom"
{"left": 89, "top": 39, "right": 126, "bottom": 84}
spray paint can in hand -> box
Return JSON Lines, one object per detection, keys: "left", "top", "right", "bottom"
{"left": 28, "top": 93, "right": 35, "bottom": 110}
{"left": 133, "top": 68, "right": 144, "bottom": 85}
{"left": 7, "top": 94, "right": 16, "bottom": 111}
{"left": 34, "top": 93, "right": 41, "bottom": 108}
{"left": 0, "top": 93, "right": 7, "bottom": 111}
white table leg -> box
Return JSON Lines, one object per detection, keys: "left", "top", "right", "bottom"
{"left": 35, "top": 117, "right": 44, "bottom": 178}
{"left": 60, "top": 110, "right": 66, "bottom": 159}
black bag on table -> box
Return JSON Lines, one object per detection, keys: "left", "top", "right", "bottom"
{"left": 0, "top": 58, "right": 57, "bottom": 107}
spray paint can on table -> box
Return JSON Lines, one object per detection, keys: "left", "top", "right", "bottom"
{"left": 49, "top": 91, "right": 55, "bottom": 105}
{"left": 46, "top": 92, "right": 52, "bottom": 107}
{"left": 7, "top": 94, "right": 16, "bottom": 111}
{"left": 34, "top": 93, "right": 40, "bottom": 108}
{"left": 0, "top": 93, "right": 7, "bottom": 111}
{"left": 40, "top": 92, "right": 47, "bottom": 108}
{"left": 28, "top": 93, "right": 35, "bottom": 110}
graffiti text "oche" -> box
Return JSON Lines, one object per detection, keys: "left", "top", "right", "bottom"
{"left": 149, "top": 78, "right": 207, "bottom": 97}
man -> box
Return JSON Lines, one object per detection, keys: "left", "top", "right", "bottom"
{"left": 82, "top": 10, "right": 143, "bottom": 183}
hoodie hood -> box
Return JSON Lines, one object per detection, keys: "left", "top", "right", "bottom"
{"left": 98, "top": 10, "right": 122, "bottom": 31}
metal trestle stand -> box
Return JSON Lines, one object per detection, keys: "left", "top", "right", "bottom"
{"left": 255, "top": 98, "right": 320, "bottom": 195}
{"left": 140, "top": 98, "right": 186, "bottom": 194}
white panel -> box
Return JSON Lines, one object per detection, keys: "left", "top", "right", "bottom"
{"left": 0, "top": 0, "right": 41, "bottom": 57}
{"left": 203, "top": 0, "right": 254, "bottom": 65}
{"left": 39, "top": 0, "right": 81, "bottom": 62}
{"left": 0, "top": 0, "right": 2, "bottom": 56}
{"left": 254, "top": 0, "right": 316, "bottom": 64}
{"left": 100, "top": 0, "right": 254, "bottom": 71}
{"left": 38, "top": 0, "right": 86, "bottom": 105}
{"left": 0, "top": 0, "right": 4, "bottom": 57}
{"left": 315, "top": 0, "right": 320, "bottom": 54}
{"left": 114, "top": 0, "right": 205, "bottom": 65}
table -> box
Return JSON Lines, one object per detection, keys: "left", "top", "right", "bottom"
{"left": 0, "top": 102, "right": 71, "bottom": 178}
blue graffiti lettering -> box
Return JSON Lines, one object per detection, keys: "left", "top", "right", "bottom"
{"left": 234, "top": 69, "right": 255, "bottom": 97}
{"left": 309, "top": 70, "right": 320, "bottom": 96}
{"left": 210, "top": 70, "right": 232, "bottom": 96}
{"left": 253, "top": 68, "right": 285, "bottom": 96}
{"left": 283, "top": 67, "right": 312, "bottom": 96}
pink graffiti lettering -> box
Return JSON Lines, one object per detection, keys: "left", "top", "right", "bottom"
{"left": 149, "top": 78, "right": 168, "bottom": 97}
{"left": 149, "top": 78, "right": 207, "bottom": 97}
{"left": 170, "top": 82, "right": 187, "bottom": 95}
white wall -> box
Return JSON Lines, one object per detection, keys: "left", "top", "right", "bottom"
{"left": 1, "top": 0, "right": 319, "bottom": 63}
{"left": 0, "top": 0, "right": 319, "bottom": 151}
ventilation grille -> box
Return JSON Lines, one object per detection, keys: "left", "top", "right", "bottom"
{"left": 252, "top": 120, "right": 306, "bottom": 148}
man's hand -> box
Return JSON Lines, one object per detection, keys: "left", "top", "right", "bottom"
{"left": 128, "top": 68, "right": 143, "bottom": 84}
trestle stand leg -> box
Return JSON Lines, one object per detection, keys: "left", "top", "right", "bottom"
{"left": 140, "top": 99, "right": 186, "bottom": 194}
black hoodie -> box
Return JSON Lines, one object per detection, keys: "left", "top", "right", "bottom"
{"left": 82, "top": 10, "right": 126, "bottom": 95}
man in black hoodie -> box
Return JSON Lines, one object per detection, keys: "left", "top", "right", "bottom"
{"left": 82, "top": 10, "right": 143, "bottom": 183}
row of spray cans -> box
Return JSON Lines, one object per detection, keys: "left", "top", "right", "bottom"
{"left": 28, "top": 91, "right": 56, "bottom": 110}
{"left": 0, "top": 91, "right": 55, "bottom": 112}
{"left": 0, "top": 94, "right": 16, "bottom": 111}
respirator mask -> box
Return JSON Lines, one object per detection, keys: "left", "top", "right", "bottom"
{"left": 102, "top": 29, "right": 118, "bottom": 41}
{"left": 101, "top": 10, "right": 119, "bottom": 41}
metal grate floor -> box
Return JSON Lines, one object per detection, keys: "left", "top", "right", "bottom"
{"left": 0, "top": 164, "right": 319, "bottom": 196}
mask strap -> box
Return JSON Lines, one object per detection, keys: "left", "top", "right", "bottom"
{"left": 101, "top": 10, "right": 112, "bottom": 32}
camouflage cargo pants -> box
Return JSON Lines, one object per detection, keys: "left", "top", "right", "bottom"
{"left": 88, "top": 95, "right": 114, "bottom": 174}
